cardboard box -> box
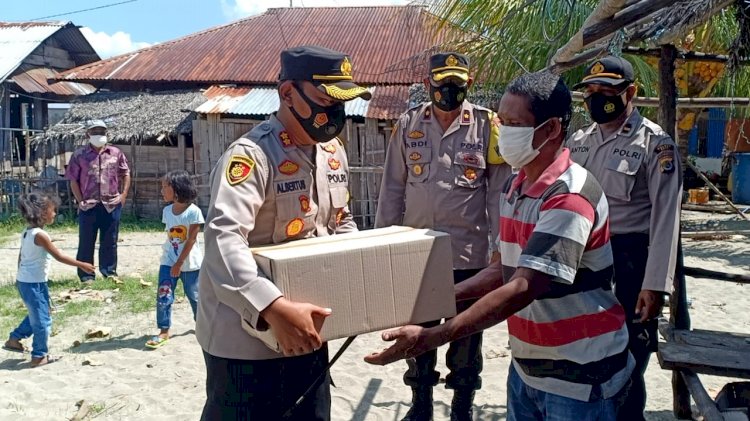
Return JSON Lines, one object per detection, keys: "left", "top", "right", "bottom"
{"left": 242, "top": 226, "right": 456, "bottom": 352}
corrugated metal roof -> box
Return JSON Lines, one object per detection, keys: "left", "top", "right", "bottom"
{"left": 0, "top": 21, "right": 99, "bottom": 84}
{"left": 366, "top": 85, "right": 409, "bottom": 120}
{"left": 195, "top": 85, "right": 406, "bottom": 119}
{"left": 60, "top": 6, "right": 468, "bottom": 85}
{"left": 0, "top": 22, "right": 64, "bottom": 82}
{"left": 11, "top": 67, "right": 95, "bottom": 96}
{"left": 231, "top": 88, "right": 281, "bottom": 116}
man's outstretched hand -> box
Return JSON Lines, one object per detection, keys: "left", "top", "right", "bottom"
{"left": 364, "top": 325, "right": 443, "bottom": 365}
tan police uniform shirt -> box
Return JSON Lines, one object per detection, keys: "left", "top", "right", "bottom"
{"left": 196, "top": 115, "right": 357, "bottom": 360}
{"left": 568, "top": 110, "right": 682, "bottom": 293}
{"left": 375, "top": 101, "right": 512, "bottom": 270}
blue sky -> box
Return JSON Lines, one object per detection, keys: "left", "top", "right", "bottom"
{"left": 4, "top": 0, "right": 410, "bottom": 58}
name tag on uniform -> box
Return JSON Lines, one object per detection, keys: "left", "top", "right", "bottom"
{"left": 276, "top": 179, "right": 307, "bottom": 195}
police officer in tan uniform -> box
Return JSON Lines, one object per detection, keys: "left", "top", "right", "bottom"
{"left": 568, "top": 56, "right": 683, "bottom": 421}
{"left": 196, "top": 45, "right": 370, "bottom": 421}
{"left": 376, "top": 52, "right": 512, "bottom": 421}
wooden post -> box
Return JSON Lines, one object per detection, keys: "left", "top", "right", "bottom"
{"left": 177, "top": 134, "right": 186, "bottom": 171}
{"left": 1, "top": 87, "right": 10, "bottom": 167}
{"left": 659, "top": 44, "right": 692, "bottom": 420}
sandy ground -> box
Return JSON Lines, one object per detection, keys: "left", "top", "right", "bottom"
{"left": 0, "top": 211, "right": 749, "bottom": 420}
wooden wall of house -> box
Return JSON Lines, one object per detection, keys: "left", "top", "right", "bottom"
{"left": 124, "top": 141, "right": 195, "bottom": 218}
{"left": 192, "top": 115, "right": 260, "bottom": 211}
{"left": 341, "top": 119, "right": 394, "bottom": 229}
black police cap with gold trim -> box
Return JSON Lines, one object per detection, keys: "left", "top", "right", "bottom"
{"left": 573, "top": 55, "right": 635, "bottom": 89}
{"left": 429, "top": 52, "right": 470, "bottom": 83}
{"left": 279, "top": 45, "right": 371, "bottom": 101}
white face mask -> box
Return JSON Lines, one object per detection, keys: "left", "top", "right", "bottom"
{"left": 89, "top": 135, "right": 107, "bottom": 148}
{"left": 497, "top": 119, "right": 552, "bottom": 168}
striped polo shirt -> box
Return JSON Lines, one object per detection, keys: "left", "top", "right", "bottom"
{"left": 498, "top": 148, "right": 633, "bottom": 402}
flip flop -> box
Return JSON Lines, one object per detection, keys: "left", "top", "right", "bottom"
{"left": 31, "top": 355, "right": 61, "bottom": 368}
{"left": 145, "top": 336, "right": 169, "bottom": 350}
{"left": 2, "top": 341, "right": 26, "bottom": 354}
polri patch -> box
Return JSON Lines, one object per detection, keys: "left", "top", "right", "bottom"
{"left": 225, "top": 155, "right": 255, "bottom": 186}
{"left": 408, "top": 130, "right": 424, "bottom": 139}
{"left": 286, "top": 218, "right": 304, "bottom": 237}
{"left": 299, "top": 195, "right": 311, "bottom": 213}
{"left": 278, "top": 159, "right": 299, "bottom": 175}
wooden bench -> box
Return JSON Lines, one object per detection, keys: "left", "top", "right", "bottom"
{"left": 657, "top": 241, "right": 750, "bottom": 420}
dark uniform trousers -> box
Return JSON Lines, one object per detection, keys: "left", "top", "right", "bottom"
{"left": 610, "top": 233, "right": 658, "bottom": 421}
{"left": 404, "top": 269, "right": 483, "bottom": 391}
{"left": 201, "top": 346, "right": 331, "bottom": 421}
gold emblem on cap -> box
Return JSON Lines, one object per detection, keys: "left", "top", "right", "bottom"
{"left": 446, "top": 55, "right": 458, "bottom": 67}
{"left": 591, "top": 62, "right": 605, "bottom": 75}
{"left": 341, "top": 57, "right": 352, "bottom": 76}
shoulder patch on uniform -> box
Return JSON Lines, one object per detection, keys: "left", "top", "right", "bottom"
{"left": 407, "top": 130, "right": 424, "bottom": 139}
{"left": 487, "top": 115, "right": 505, "bottom": 165}
{"left": 622, "top": 123, "right": 632, "bottom": 134}
{"left": 278, "top": 159, "right": 299, "bottom": 175}
{"left": 656, "top": 143, "right": 676, "bottom": 173}
{"left": 461, "top": 110, "right": 471, "bottom": 124}
{"left": 423, "top": 107, "right": 431, "bottom": 120}
{"left": 225, "top": 155, "right": 255, "bottom": 186}
{"left": 654, "top": 143, "right": 675, "bottom": 154}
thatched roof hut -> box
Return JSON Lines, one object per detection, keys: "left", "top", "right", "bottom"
{"left": 43, "top": 90, "right": 204, "bottom": 144}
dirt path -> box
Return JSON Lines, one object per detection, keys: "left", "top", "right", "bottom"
{"left": 0, "top": 231, "right": 182, "bottom": 284}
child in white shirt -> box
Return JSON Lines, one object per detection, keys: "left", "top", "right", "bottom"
{"left": 145, "top": 171, "right": 204, "bottom": 349}
{"left": 3, "top": 192, "right": 94, "bottom": 367}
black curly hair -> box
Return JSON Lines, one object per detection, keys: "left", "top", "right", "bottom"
{"left": 163, "top": 170, "right": 197, "bottom": 203}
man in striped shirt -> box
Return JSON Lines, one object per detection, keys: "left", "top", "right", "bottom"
{"left": 366, "top": 71, "right": 633, "bottom": 420}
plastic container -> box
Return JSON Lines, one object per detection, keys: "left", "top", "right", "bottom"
{"left": 731, "top": 153, "right": 750, "bottom": 205}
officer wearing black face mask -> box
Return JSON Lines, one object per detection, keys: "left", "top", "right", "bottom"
{"left": 376, "top": 52, "right": 512, "bottom": 421}
{"left": 567, "top": 55, "right": 683, "bottom": 421}
{"left": 196, "top": 45, "right": 370, "bottom": 421}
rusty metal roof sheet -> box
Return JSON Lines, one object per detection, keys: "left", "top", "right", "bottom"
{"left": 0, "top": 21, "right": 99, "bottom": 83}
{"left": 60, "top": 6, "right": 466, "bottom": 85}
{"left": 11, "top": 67, "right": 95, "bottom": 96}
{"left": 366, "top": 85, "right": 409, "bottom": 120}
{"left": 195, "top": 85, "right": 407, "bottom": 120}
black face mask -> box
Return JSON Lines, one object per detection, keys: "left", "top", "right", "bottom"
{"left": 584, "top": 90, "right": 627, "bottom": 124}
{"left": 289, "top": 82, "right": 346, "bottom": 143}
{"left": 429, "top": 82, "right": 467, "bottom": 112}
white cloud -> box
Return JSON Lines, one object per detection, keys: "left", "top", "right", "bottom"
{"left": 80, "top": 27, "right": 153, "bottom": 59}
{"left": 220, "top": 0, "right": 412, "bottom": 21}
